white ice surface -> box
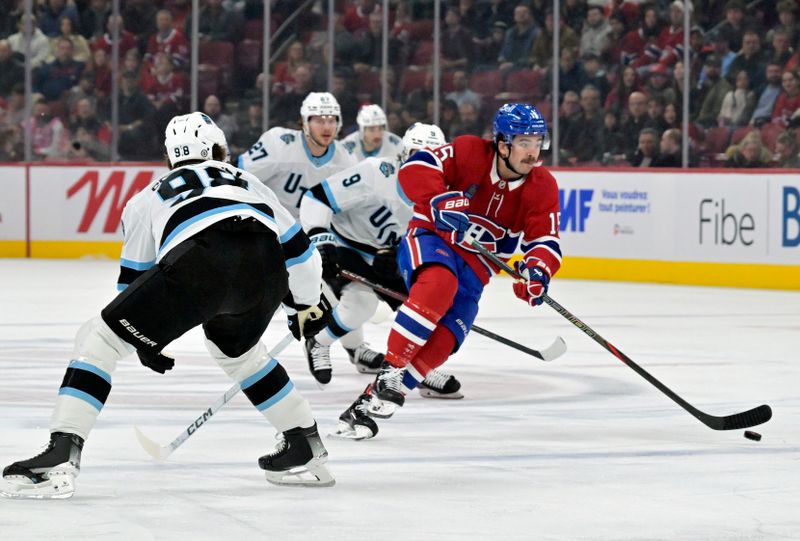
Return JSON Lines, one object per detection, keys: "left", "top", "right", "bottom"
{"left": 0, "top": 259, "right": 797, "bottom": 540}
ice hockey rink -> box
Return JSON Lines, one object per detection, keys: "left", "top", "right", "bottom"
{"left": 0, "top": 259, "right": 797, "bottom": 541}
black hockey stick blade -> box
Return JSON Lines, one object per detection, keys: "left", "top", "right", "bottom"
{"left": 469, "top": 240, "right": 773, "bottom": 431}
{"left": 339, "top": 269, "right": 566, "bottom": 362}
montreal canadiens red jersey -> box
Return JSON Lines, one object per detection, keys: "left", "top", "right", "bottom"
{"left": 398, "top": 135, "right": 562, "bottom": 285}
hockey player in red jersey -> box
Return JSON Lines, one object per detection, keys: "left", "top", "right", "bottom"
{"left": 352, "top": 103, "right": 562, "bottom": 429}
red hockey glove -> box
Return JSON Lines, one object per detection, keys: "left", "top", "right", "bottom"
{"left": 512, "top": 259, "right": 551, "bottom": 307}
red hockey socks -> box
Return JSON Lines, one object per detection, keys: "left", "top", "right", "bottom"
{"left": 404, "top": 326, "right": 457, "bottom": 389}
{"left": 385, "top": 265, "right": 458, "bottom": 368}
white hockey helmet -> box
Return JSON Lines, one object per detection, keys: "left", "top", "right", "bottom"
{"left": 401, "top": 122, "right": 446, "bottom": 162}
{"left": 164, "top": 112, "right": 229, "bottom": 166}
{"left": 300, "top": 92, "right": 342, "bottom": 135}
{"left": 357, "top": 104, "right": 387, "bottom": 138}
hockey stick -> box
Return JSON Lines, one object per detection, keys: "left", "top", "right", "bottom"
{"left": 339, "top": 269, "right": 567, "bottom": 362}
{"left": 470, "top": 240, "right": 772, "bottom": 431}
{"left": 134, "top": 332, "right": 295, "bottom": 461}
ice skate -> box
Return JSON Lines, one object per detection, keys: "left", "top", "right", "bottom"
{"left": 1, "top": 432, "right": 84, "bottom": 499}
{"left": 329, "top": 389, "right": 379, "bottom": 440}
{"left": 258, "top": 423, "right": 335, "bottom": 487}
{"left": 367, "top": 363, "right": 406, "bottom": 419}
{"left": 419, "top": 368, "right": 464, "bottom": 399}
{"left": 345, "top": 343, "right": 384, "bottom": 374}
{"left": 304, "top": 336, "right": 332, "bottom": 387}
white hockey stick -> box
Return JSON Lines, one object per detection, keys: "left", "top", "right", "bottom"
{"left": 134, "top": 333, "right": 295, "bottom": 461}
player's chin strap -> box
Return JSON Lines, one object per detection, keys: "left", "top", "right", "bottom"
{"left": 495, "top": 140, "right": 525, "bottom": 179}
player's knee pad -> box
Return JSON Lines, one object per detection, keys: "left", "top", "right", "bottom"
{"left": 205, "top": 337, "right": 267, "bottom": 382}
{"left": 336, "top": 283, "right": 380, "bottom": 329}
{"left": 73, "top": 316, "right": 134, "bottom": 374}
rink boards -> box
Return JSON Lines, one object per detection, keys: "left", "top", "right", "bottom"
{"left": 0, "top": 164, "right": 798, "bottom": 289}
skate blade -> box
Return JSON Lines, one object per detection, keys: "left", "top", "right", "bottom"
{"left": 1, "top": 471, "right": 76, "bottom": 499}
{"left": 264, "top": 458, "right": 335, "bottom": 488}
{"left": 418, "top": 387, "right": 464, "bottom": 399}
{"left": 366, "top": 398, "right": 398, "bottom": 419}
{"left": 327, "top": 422, "right": 375, "bottom": 441}
{"left": 354, "top": 364, "right": 381, "bottom": 375}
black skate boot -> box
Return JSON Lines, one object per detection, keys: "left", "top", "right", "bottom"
{"left": 345, "top": 343, "right": 384, "bottom": 374}
{"left": 368, "top": 363, "right": 406, "bottom": 419}
{"left": 2, "top": 432, "right": 84, "bottom": 499}
{"left": 304, "top": 336, "right": 332, "bottom": 386}
{"left": 258, "top": 423, "right": 335, "bottom": 487}
{"left": 329, "top": 388, "right": 379, "bottom": 440}
{"left": 419, "top": 368, "right": 464, "bottom": 399}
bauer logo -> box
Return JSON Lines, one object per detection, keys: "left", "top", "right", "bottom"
{"left": 559, "top": 189, "right": 593, "bottom": 232}
{"left": 67, "top": 169, "right": 157, "bottom": 233}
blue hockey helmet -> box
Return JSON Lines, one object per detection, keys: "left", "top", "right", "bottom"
{"left": 492, "top": 103, "right": 550, "bottom": 150}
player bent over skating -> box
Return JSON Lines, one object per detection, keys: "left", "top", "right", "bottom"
{"left": 340, "top": 103, "right": 563, "bottom": 439}
{"left": 2, "top": 113, "right": 336, "bottom": 498}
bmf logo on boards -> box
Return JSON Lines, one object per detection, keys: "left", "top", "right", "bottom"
{"left": 699, "top": 198, "right": 755, "bottom": 246}
{"left": 784, "top": 186, "right": 800, "bottom": 247}
{"left": 559, "top": 189, "right": 593, "bottom": 232}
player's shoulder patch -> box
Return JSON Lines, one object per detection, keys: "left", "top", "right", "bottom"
{"left": 280, "top": 132, "right": 296, "bottom": 145}
{"left": 343, "top": 140, "right": 356, "bottom": 153}
{"left": 388, "top": 134, "right": 401, "bottom": 145}
{"left": 379, "top": 161, "right": 396, "bottom": 178}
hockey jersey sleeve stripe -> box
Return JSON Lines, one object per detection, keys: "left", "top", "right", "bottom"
{"left": 285, "top": 245, "right": 315, "bottom": 268}
{"left": 281, "top": 226, "right": 312, "bottom": 261}
{"left": 525, "top": 241, "right": 562, "bottom": 263}
{"left": 120, "top": 258, "right": 155, "bottom": 271}
{"left": 159, "top": 198, "right": 276, "bottom": 252}
{"left": 279, "top": 222, "right": 301, "bottom": 243}
{"left": 304, "top": 183, "right": 335, "bottom": 210}
{"left": 320, "top": 180, "right": 341, "bottom": 213}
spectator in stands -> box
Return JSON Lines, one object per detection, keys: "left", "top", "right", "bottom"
{"left": 749, "top": 62, "right": 783, "bottom": 126}
{"left": 143, "top": 52, "right": 188, "bottom": 128}
{"left": 562, "top": 0, "right": 587, "bottom": 34}
{"left": 581, "top": 53, "right": 609, "bottom": 102}
{"left": 457, "top": 0, "right": 482, "bottom": 38}
{"left": 22, "top": 99, "right": 67, "bottom": 160}
{"left": 620, "top": 91, "right": 649, "bottom": 159}
{"left": 645, "top": 94, "right": 668, "bottom": 134}
{"left": 619, "top": 5, "right": 660, "bottom": 68}
{"left": 66, "top": 72, "right": 97, "bottom": 118}
{"left": 445, "top": 70, "right": 482, "bottom": 112}
{"left": 662, "top": 102, "right": 680, "bottom": 131}
{"left": 724, "top": 130, "right": 771, "bottom": 167}
{"left": 653, "top": 128, "right": 682, "bottom": 167}
{"left": 80, "top": 0, "right": 111, "bottom": 40}
{"left": 146, "top": 10, "right": 189, "bottom": 69}
{"left": 0, "top": 1, "right": 18, "bottom": 39}
{"left": 0, "top": 39, "right": 24, "bottom": 98}
{"left": 642, "top": 64, "right": 675, "bottom": 105}
{"left": 91, "top": 14, "right": 137, "bottom": 60}
{"left": 91, "top": 48, "right": 112, "bottom": 97}
{"left": 230, "top": 101, "right": 262, "bottom": 157}
{"left": 727, "top": 30, "right": 765, "bottom": 90}
{"left": 765, "top": 29, "right": 793, "bottom": 70}
{"left": 768, "top": 0, "right": 797, "bottom": 49}
{"left": 0, "top": 110, "right": 23, "bottom": 161}
{"left": 122, "top": 0, "right": 157, "bottom": 38}
{"left": 38, "top": 0, "right": 79, "bottom": 38}
{"left": 203, "top": 94, "right": 238, "bottom": 142}
{"left": 118, "top": 70, "right": 155, "bottom": 160}
{"left": 5, "top": 84, "right": 26, "bottom": 125}
{"left": 353, "top": 12, "right": 401, "bottom": 73}
{"left": 270, "top": 64, "right": 313, "bottom": 129}
{"left": 629, "top": 127, "right": 660, "bottom": 167}
{"left": 718, "top": 69, "right": 756, "bottom": 127}
{"left": 605, "top": 65, "right": 639, "bottom": 116}
{"left": 49, "top": 16, "right": 90, "bottom": 64}
{"left": 273, "top": 40, "right": 308, "bottom": 91}
{"left": 404, "top": 70, "right": 434, "bottom": 126}
{"left": 439, "top": 99, "right": 461, "bottom": 140}
{"left": 474, "top": 20, "right": 507, "bottom": 69}
{"left": 478, "top": 0, "right": 515, "bottom": 29}
{"left": 530, "top": 8, "right": 578, "bottom": 70}
{"left": 696, "top": 55, "right": 732, "bottom": 127}
{"left": 773, "top": 131, "right": 800, "bottom": 168}
{"left": 36, "top": 37, "right": 84, "bottom": 101}
{"left": 8, "top": 15, "right": 50, "bottom": 68}
{"left": 122, "top": 47, "right": 143, "bottom": 81}
{"left": 343, "top": 0, "right": 381, "bottom": 34}
{"left": 498, "top": 4, "right": 538, "bottom": 73}
{"left": 561, "top": 84, "right": 603, "bottom": 165}
{"left": 579, "top": 5, "right": 611, "bottom": 60}
{"left": 772, "top": 70, "right": 800, "bottom": 126}
{"left": 67, "top": 97, "right": 110, "bottom": 160}
{"left": 546, "top": 46, "right": 585, "bottom": 99}
{"left": 195, "top": 0, "right": 242, "bottom": 43}
{"left": 701, "top": 31, "right": 736, "bottom": 85}
{"left": 440, "top": 6, "right": 474, "bottom": 71}
{"left": 451, "top": 101, "right": 482, "bottom": 137}
{"left": 597, "top": 110, "right": 626, "bottom": 164}
{"left": 331, "top": 69, "right": 359, "bottom": 130}
{"left": 713, "top": 0, "right": 748, "bottom": 52}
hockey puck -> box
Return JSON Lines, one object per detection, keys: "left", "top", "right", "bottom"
{"left": 744, "top": 430, "right": 762, "bottom": 441}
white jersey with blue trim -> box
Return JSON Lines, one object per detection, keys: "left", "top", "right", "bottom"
{"left": 117, "top": 159, "right": 322, "bottom": 306}
{"left": 299, "top": 157, "right": 413, "bottom": 261}
{"left": 341, "top": 130, "right": 405, "bottom": 162}
{"left": 238, "top": 127, "right": 358, "bottom": 218}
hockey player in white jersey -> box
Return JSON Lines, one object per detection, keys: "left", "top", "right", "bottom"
{"left": 239, "top": 92, "right": 386, "bottom": 378}
{"left": 2, "top": 113, "right": 336, "bottom": 498}
{"left": 341, "top": 104, "right": 405, "bottom": 162}
{"left": 299, "top": 123, "right": 463, "bottom": 439}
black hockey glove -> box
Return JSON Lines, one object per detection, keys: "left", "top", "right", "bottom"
{"left": 137, "top": 350, "right": 175, "bottom": 374}
{"left": 286, "top": 293, "right": 333, "bottom": 341}
{"left": 372, "top": 247, "right": 399, "bottom": 277}
{"left": 309, "top": 228, "right": 339, "bottom": 281}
